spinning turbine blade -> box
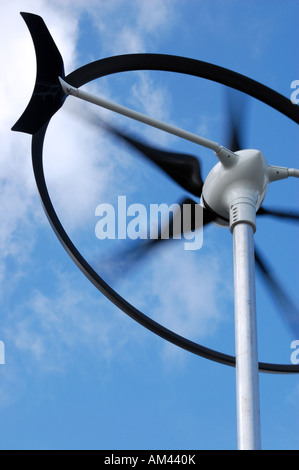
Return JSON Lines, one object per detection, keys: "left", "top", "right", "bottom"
{"left": 257, "top": 207, "right": 299, "bottom": 221}
{"left": 111, "top": 129, "right": 204, "bottom": 197}
{"left": 225, "top": 90, "right": 247, "bottom": 152}
{"left": 145, "top": 197, "right": 215, "bottom": 245}
{"left": 256, "top": 207, "right": 298, "bottom": 336}
{"left": 255, "top": 248, "right": 299, "bottom": 338}
{"left": 100, "top": 198, "right": 216, "bottom": 279}
{"left": 71, "top": 106, "right": 204, "bottom": 197}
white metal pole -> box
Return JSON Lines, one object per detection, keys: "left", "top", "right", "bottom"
{"left": 233, "top": 222, "right": 261, "bottom": 450}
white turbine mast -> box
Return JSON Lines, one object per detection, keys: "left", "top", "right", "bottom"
{"left": 59, "top": 77, "right": 298, "bottom": 450}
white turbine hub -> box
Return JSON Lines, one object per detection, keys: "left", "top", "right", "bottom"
{"left": 202, "top": 149, "right": 269, "bottom": 232}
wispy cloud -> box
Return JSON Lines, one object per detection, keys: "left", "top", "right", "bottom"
{"left": 0, "top": 3, "right": 80, "bottom": 315}
{"left": 79, "top": 0, "right": 178, "bottom": 55}
{"left": 3, "top": 265, "right": 137, "bottom": 372}
{"left": 1, "top": 0, "right": 232, "bottom": 378}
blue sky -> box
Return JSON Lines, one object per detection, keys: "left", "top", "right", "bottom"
{"left": 0, "top": 0, "right": 298, "bottom": 450}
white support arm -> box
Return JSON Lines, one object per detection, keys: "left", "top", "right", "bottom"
{"left": 288, "top": 168, "right": 299, "bottom": 178}
{"left": 268, "top": 165, "right": 299, "bottom": 182}
{"left": 59, "top": 77, "right": 236, "bottom": 166}
{"left": 59, "top": 78, "right": 299, "bottom": 175}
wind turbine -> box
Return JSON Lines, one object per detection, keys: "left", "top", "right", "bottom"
{"left": 12, "top": 12, "right": 299, "bottom": 450}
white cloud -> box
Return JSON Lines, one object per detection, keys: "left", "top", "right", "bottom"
{"left": 0, "top": 1, "right": 233, "bottom": 375}
{"left": 0, "top": 2, "right": 80, "bottom": 299}
{"left": 153, "top": 246, "right": 232, "bottom": 342}
{"left": 106, "top": 236, "right": 234, "bottom": 363}
{"left": 3, "top": 266, "right": 135, "bottom": 372}
{"left": 129, "top": 72, "right": 172, "bottom": 124}
{"left": 81, "top": 0, "right": 178, "bottom": 55}
{"left": 136, "top": 0, "right": 177, "bottom": 33}
{"left": 1, "top": 0, "right": 178, "bottom": 236}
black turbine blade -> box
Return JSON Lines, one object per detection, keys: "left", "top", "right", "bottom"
{"left": 257, "top": 207, "right": 299, "bottom": 222}
{"left": 71, "top": 106, "right": 204, "bottom": 197}
{"left": 115, "top": 131, "right": 204, "bottom": 197}
{"left": 12, "top": 12, "right": 66, "bottom": 135}
{"left": 225, "top": 90, "right": 247, "bottom": 152}
{"left": 99, "top": 199, "right": 216, "bottom": 280}
{"left": 118, "top": 197, "right": 211, "bottom": 254}
{"left": 154, "top": 197, "right": 216, "bottom": 242}
{"left": 255, "top": 247, "right": 299, "bottom": 338}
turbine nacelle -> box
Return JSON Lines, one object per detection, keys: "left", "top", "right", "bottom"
{"left": 203, "top": 149, "right": 273, "bottom": 232}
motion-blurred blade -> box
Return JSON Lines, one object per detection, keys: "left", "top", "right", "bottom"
{"left": 255, "top": 247, "right": 299, "bottom": 338}
{"left": 156, "top": 197, "right": 216, "bottom": 241}
{"left": 114, "top": 132, "right": 204, "bottom": 197}
{"left": 257, "top": 207, "right": 299, "bottom": 221}
{"left": 98, "top": 199, "right": 216, "bottom": 280}
{"left": 225, "top": 90, "right": 247, "bottom": 152}
{"left": 70, "top": 106, "right": 204, "bottom": 197}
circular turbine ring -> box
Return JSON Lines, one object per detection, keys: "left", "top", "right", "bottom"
{"left": 32, "top": 53, "right": 299, "bottom": 373}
